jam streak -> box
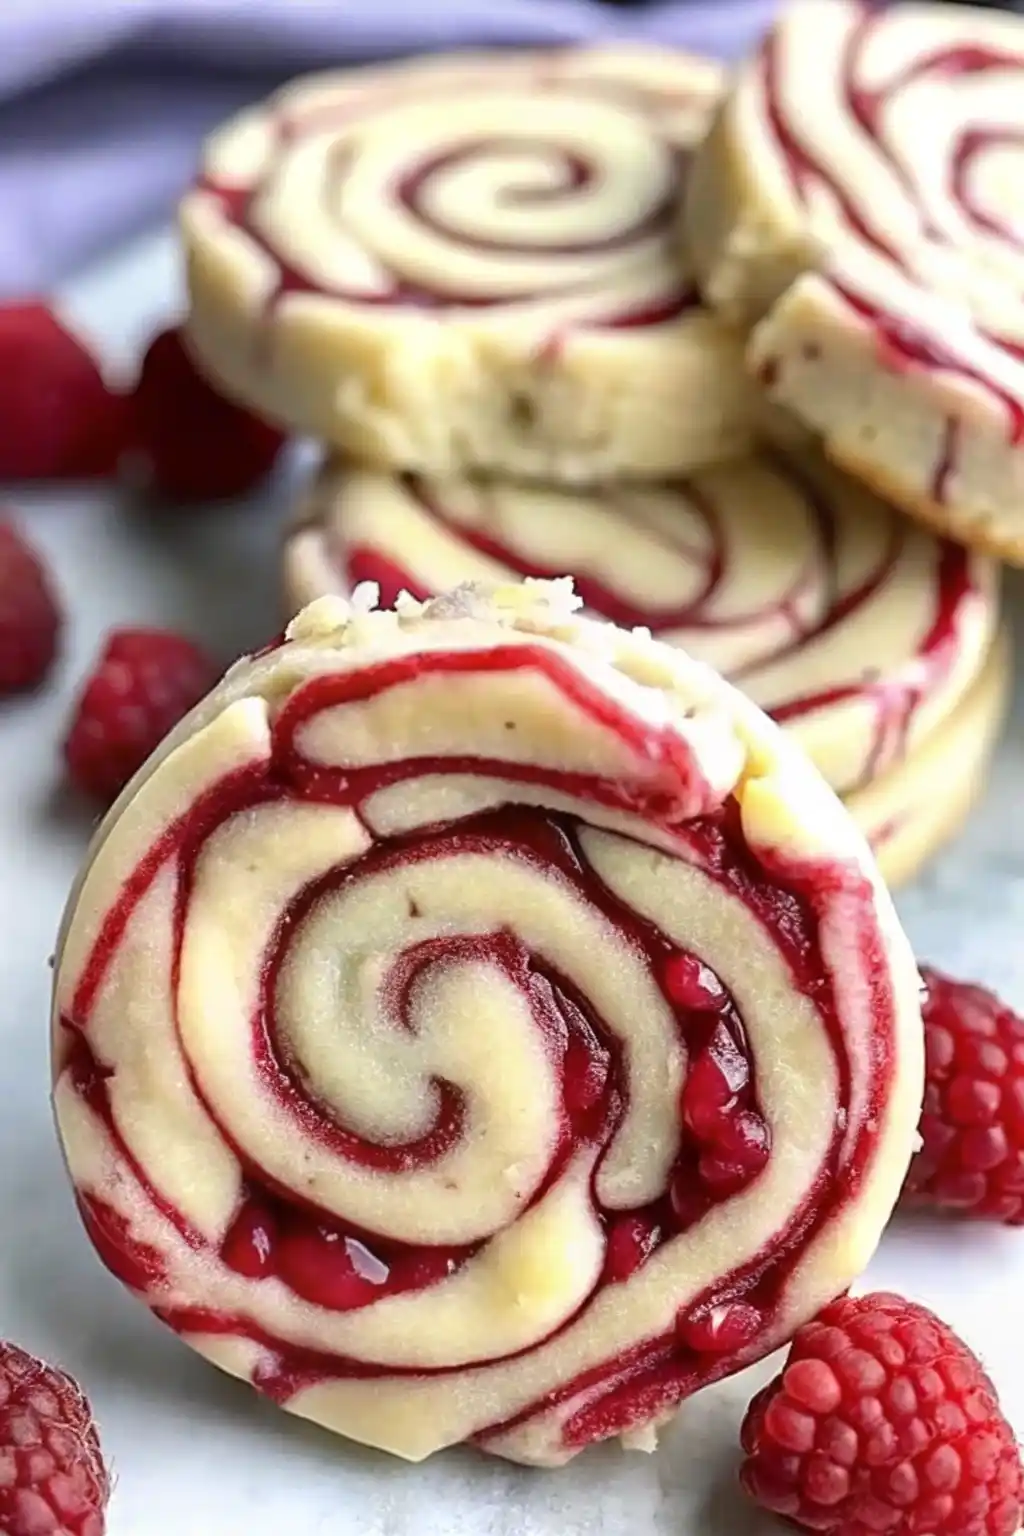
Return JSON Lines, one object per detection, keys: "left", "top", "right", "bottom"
{"left": 763, "top": 9, "right": 1024, "bottom": 342}
{"left": 56, "top": 644, "right": 894, "bottom": 1454}
{"left": 337, "top": 466, "right": 974, "bottom": 787}
{"left": 197, "top": 65, "right": 701, "bottom": 328}
{"left": 760, "top": 4, "right": 1024, "bottom": 488}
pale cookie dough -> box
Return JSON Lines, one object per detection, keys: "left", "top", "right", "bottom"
{"left": 283, "top": 451, "right": 999, "bottom": 802}
{"left": 683, "top": 0, "right": 1024, "bottom": 562}
{"left": 181, "top": 47, "right": 755, "bottom": 481}
{"left": 851, "top": 629, "right": 1011, "bottom": 890}
{"left": 52, "top": 579, "right": 923, "bottom": 1468}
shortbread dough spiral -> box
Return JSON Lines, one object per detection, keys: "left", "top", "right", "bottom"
{"left": 182, "top": 47, "right": 754, "bottom": 480}
{"left": 685, "top": 0, "right": 1024, "bottom": 559}
{"left": 284, "top": 453, "right": 998, "bottom": 799}
{"left": 52, "top": 581, "right": 922, "bottom": 1467}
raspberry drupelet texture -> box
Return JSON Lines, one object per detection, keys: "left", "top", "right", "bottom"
{"left": 64, "top": 628, "right": 217, "bottom": 804}
{"left": 903, "top": 968, "right": 1024, "bottom": 1223}
{"left": 130, "top": 327, "right": 286, "bottom": 501}
{"left": 740, "top": 1292, "right": 1022, "bottom": 1536}
{"left": 0, "top": 519, "right": 62, "bottom": 695}
{"left": 0, "top": 1341, "right": 109, "bottom": 1536}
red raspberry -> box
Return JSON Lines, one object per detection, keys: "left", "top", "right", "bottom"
{"left": 740, "top": 1291, "right": 1022, "bottom": 1536}
{"left": 64, "top": 628, "right": 217, "bottom": 804}
{"left": 0, "top": 519, "right": 61, "bottom": 693}
{"left": 903, "top": 967, "right": 1024, "bottom": 1223}
{"left": 129, "top": 327, "right": 285, "bottom": 501}
{"left": 0, "top": 1341, "right": 109, "bottom": 1535}
{"left": 0, "top": 303, "right": 127, "bottom": 479}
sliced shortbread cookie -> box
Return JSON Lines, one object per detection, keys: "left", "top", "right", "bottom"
{"left": 684, "top": 0, "right": 1024, "bottom": 562}
{"left": 181, "top": 47, "right": 754, "bottom": 482}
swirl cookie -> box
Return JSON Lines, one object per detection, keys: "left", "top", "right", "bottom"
{"left": 848, "top": 630, "right": 1010, "bottom": 890}
{"left": 52, "top": 580, "right": 923, "bottom": 1468}
{"left": 684, "top": 0, "right": 1024, "bottom": 562}
{"left": 283, "top": 454, "right": 1001, "bottom": 849}
{"left": 180, "top": 47, "right": 755, "bottom": 482}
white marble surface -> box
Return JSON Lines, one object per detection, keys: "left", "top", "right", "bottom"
{"left": 1, "top": 227, "right": 1022, "bottom": 1536}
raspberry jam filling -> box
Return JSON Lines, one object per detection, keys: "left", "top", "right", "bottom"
{"left": 828, "top": 284, "right": 1024, "bottom": 506}
{"left": 336, "top": 467, "right": 976, "bottom": 791}
{"left": 66, "top": 809, "right": 772, "bottom": 1298}
{"left": 759, "top": 8, "right": 1024, "bottom": 495}
{"left": 197, "top": 76, "right": 697, "bottom": 326}
{"left": 54, "top": 638, "right": 900, "bottom": 1459}
{"left": 186, "top": 894, "right": 765, "bottom": 1313}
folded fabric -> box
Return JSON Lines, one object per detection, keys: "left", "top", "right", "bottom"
{"left": 0, "top": 0, "right": 775, "bottom": 295}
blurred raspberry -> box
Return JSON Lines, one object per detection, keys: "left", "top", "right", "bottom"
{"left": 0, "top": 519, "right": 61, "bottom": 693}
{"left": 0, "top": 302, "right": 127, "bottom": 479}
{"left": 129, "top": 327, "right": 285, "bottom": 501}
{"left": 64, "top": 627, "right": 217, "bottom": 803}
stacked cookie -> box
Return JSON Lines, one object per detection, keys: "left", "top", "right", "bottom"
{"left": 685, "top": 0, "right": 1024, "bottom": 562}
{"left": 179, "top": 11, "right": 1012, "bottom": 889}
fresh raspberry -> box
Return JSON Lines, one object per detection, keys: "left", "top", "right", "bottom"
{"left": 903, "top": 967, "right": 1024, "bottom": 1223}
{"left": 0, "top": 302, "right": 128, "bottom": 479}
{"left": 0, "top": 519, "right": 61, "bottom": 693}
{"left": 0, "top": 1340, "right": 109, "bottom": 1535}
{"left": 129, "top": 327, "right": 285, "bottom": 501}
{"left": 64, "top": 628, "right": 217, "bottom": 803}
{"left": 740, "top": 1291, "right": 1022, "bottom": 1536}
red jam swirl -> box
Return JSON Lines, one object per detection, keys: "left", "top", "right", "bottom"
{"left": 55, "top": 642, "right": 898, "bottom": 1457}
{"left": 759, "top": 3, "right": 1024, "bottom": 492}
{"left": 196, "top": 63, "right": 701, "bottom": 327}
{"left": 335, "top": 464, "right": 976, "bottom": 790}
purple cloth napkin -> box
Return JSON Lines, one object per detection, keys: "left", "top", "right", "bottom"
{"left": 0, "top": 0, "right": 774, "bottom": 296}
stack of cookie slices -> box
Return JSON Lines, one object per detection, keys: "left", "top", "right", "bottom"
{"left": 179, "top": 2, "right": 1016, "bottom": 890}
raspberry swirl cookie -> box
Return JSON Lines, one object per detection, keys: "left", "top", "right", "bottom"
{"left": 52, "top": 581, "right": 923, "bottom": 1467}
{"left": 684, "top": 0, "right": 1024, "bottom": 561}
{"left": 180, "top": 48, "right": 754, "bottom": 481}
{"left": 846, "top": 630, "right": 1010, "bottom": 890}
{"left": 284, "top": 454, "right": 1001, "bottom": 815}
